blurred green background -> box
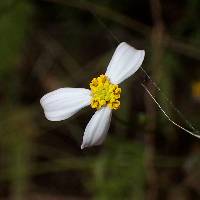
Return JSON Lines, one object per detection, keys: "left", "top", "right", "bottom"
{"left": 0, "top": 0, "right": 200, "bottom": 199}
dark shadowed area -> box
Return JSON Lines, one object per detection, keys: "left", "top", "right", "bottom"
{"left": 0, "top": 0, "right": 200, "bottom": 199}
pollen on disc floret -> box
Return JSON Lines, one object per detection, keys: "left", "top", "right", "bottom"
{"left": 90, "top": 74, "right": 121, "bottom": 110}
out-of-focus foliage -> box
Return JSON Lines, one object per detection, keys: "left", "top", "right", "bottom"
{"left": 0, "top": 0, "right": 33, "bottom": 78}
{"left": 90, "top": 139, "right": 145, "bottom": 200}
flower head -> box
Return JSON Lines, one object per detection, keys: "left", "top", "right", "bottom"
{"left": 40, "top": 42, "right": 145, "bottom": 149}
{"left": 90, "top": 74, "right": 121, "bottom": 110}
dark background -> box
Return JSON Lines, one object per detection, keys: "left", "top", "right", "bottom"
{"left": 0, "top": 0, "right": 200, "bottom": 199}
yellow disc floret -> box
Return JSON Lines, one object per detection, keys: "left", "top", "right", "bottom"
{"left": 90, "top": 74, "right": 121, "bottom": 110}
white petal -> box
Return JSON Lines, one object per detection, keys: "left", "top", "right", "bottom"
{"left": 81, "top": 106, "right": 112, "bottom": 149}
{"left": 40, "top": 88, "right": 91, "bottom": 121}
{"left": 105, "top": 42, "right": 145, "bottom": 84}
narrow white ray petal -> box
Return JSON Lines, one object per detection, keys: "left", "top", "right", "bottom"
{"left": 40, "top": 88, "right": 91, "bottom": 121}
{"left": 105, "top": 42, "right": 145, "bottom": 84}
{"left": 81, "top": 106, "right": 112, "bottom": 149}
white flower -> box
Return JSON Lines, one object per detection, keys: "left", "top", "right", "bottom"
{"left": 40, "top": 42, "right": 145, "bottom": 149}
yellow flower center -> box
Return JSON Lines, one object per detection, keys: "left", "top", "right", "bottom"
{"left": 90, "top": 74, "right": 121, "bottom": 110}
